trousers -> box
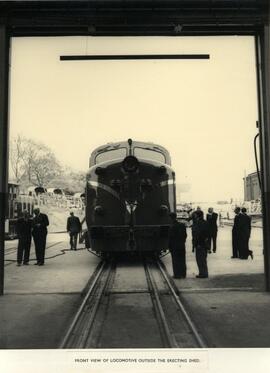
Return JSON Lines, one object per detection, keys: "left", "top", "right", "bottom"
{"left": 209, "top": 230, "right": 217, "bottom": 252}
{"left": 195, "top": 245, "right": 208, "bottom": 277}
{"left": 33, "top": 231, "right": 47, "bottom": 264}
{"left": 69, "top": 232, "right": 78, "bottom": 249}
{"left": 17, "top": 236, "right": 31, "bottom": 264}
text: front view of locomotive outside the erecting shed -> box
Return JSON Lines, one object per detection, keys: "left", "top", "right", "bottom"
{"left": 85, "top": 139, "right": 176, "bottom": 254}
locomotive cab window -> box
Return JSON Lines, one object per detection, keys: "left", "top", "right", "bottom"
{"left": 134, "top": 147, "right": 166, "bottom": 164}
{"left": 95, "top": 148, "right": 127, "bottom": 164}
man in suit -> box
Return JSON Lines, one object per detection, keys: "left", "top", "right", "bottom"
{"left": 67, "top": 211, "right": 82, "bottom": 250}
{"left": 188, "top": 206, "right": 203, "bottom": 253}
{"left": 232, "top": 207, "right": 241, "bottom": 259}
{"left": 16, "top": 210, "right": 32, "bottom": 266}
{"left": 240, "top": 207, "right": 253, "bottom": 260}
{"left": 193, "top": 210, "right": 210, "bottom": 278}
{"left": 168, "top": 212, "right": 187, "bottom": 279}
{"left": 206, "top": 207, "right": 218, "bottom": 253}
{"left": 32, "top": 207, "right": 49, "bottom": 266}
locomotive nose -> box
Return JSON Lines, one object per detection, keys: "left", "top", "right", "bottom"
{"left": 122, "top": 155, "right": 139, "bottom": 173}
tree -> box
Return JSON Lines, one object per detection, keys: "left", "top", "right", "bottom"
{"left": 49, "top": 166, "right": 86, "bottom": 193}
{"left": 30, "top": 149, "right": 62, "bottom": 186}
{"left": 22, "top": 138, "right": 39, "bottom": 184}
{"left": 10, "top": 135, "right": 27, "bottom": 183}
{"left": 10, "top": 135, "right": 62, "bottom": 187}
{"left": 23, "top": 140, "right": 62, "bottom": 186}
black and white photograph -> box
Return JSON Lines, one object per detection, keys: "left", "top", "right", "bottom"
{"left": 0, "top": 1, "right": 270, "bottom": 372}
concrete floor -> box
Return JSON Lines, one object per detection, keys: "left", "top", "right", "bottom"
{"left": 1, "top": 225, "right": 269, "bottom": 350}
{"left": 163, "top": 226, "right": 270, "bottom": 347}
{"left": 1, "top": 235, "right": 99, "bottom": 348}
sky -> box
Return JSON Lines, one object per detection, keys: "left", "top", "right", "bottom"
{"left": 9, "top": 36, "right": 259, "bottom": 202}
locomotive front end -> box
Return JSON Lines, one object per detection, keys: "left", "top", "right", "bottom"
{"left": 85, "top": 140, "right": 176, "bottom": 254}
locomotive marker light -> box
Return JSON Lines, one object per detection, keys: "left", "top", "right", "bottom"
{"left": 159, "top": 205, "right": 169, "bottom": 216}
{"left": 158, "top": 165, "right": 167, "bottom": 175}
{"left": 94, "top": 205, "right": 104, "bottom": 216}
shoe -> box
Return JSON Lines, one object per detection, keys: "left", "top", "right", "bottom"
{"left": 231, "top": 256, "right": 238, "bottom": 259}
{"left": 213, "top": 250, "right": 216, "bottom": 253}
{"left": 196, "top": 275, "right": 208, "bottom": 278}
{"left": 17, "top": 263, "right": 21, "bottom": 266}
{"left": 23, "top": 262, "right": 29, "bottom": 265}
{"left": 34, "top": 262, "right": 40, "bottom": 265}
{"left": 249, "top": 251, "right": 254, "bottom": 260}
{"left": 38, "top": 263, "right": 44, "bottom": 266}
{"left": 208, "top": 251, "right": 212, "bottom": 254}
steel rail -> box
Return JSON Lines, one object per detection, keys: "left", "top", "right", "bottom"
{"left": 59, "top": 260, "right": 106, "bottom": 348}
{"left": 157, "top": 260, "right": 207, "bottom": 348}
{"left": 144, "top": 261, "right": 179, "bottom": 348}
{"left": 77, "top": 261, "right": 115, "bottom": 348}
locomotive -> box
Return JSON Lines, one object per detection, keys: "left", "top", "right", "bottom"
{"left": 85, "top": 139, "right": 176, "bottom": 254}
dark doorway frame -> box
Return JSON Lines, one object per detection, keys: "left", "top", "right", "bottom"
{"left": 0, "top": 1, "right": 269, "bottom": 294}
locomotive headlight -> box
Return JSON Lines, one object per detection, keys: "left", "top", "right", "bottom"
{"left": 158, "top": 166, "right": 166, "bottom": 175}
{"left": 158, "top": 205, "right": 169, "bottom": 215}
{"left": 122, "top": 156, "right": 139, "bottom": 173}
{"left": 94, "top": 205, "right": 104, "bottom": 216}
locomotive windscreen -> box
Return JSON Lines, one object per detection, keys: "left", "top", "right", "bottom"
{"left": 95, "top": 148, "right": 127, "bottom": 164}
{"left": 134, "top": 147, "right": 166, "bottom": 163}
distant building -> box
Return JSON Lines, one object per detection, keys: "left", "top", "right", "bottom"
{"left": 244, "top": 172, "right": 261, "bottom": 201}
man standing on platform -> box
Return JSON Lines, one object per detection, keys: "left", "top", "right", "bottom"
{"left": 188, "top": 206, "right": 203, "bottom": 253}
{"left": 232, "top": 207, "right": 241, "bottom": 259}
{"left": 193, "top": 210, "right": 210, "bottom": 278}
{"left": 67, "top": 211, "right": 81, "bottom": 250}
{"left": 16, "top": 210, "right": 32, "bottom": 266}
{"left": 32, "top": 207, "right": 49, "bottom": 266}
{"left": 240, "top": 207, "right": 253, "bottom": 260}
{"left": 206, "top": 207, "right": 218, "bottom": 253}
{"left": 168, "top": 212, "right": 187, "bottom": 279}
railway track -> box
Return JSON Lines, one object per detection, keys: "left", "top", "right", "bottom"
{"left": 60, "top": 256, "right": 207, "bottom": 349}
